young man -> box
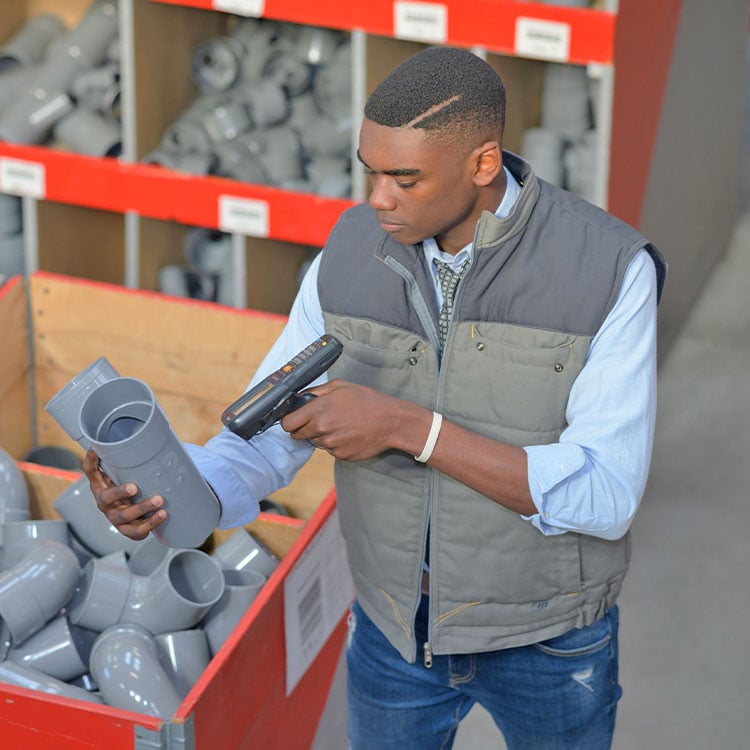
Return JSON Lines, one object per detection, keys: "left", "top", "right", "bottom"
{"left": 86, "top": 46, "right": 666, "bottom": 749}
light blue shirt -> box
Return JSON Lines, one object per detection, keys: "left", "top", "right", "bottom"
{"left": 187, "top": 168, "right": 657, "bottom": 542}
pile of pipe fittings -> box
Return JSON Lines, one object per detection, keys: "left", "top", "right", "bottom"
{"left": 145, "top": 17, "right": 352, "bottom": 198}
{"left": 0, "top": 445, "right": 281, "bottom": 718}
{"left": 159, "top": 226, "right": 237, "bottom": 305}
{"left": 157, "top": 227, "right": 321, "bottom": 305}
{"left": 0, "top": 0, "right": 121, "bottom": 158}
{"left": 520, "top": 62, "right": 600, "bottom": 203}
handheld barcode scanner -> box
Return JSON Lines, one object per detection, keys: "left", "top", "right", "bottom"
{"left": 221, "top": 334, "right": 343, "bottom": 440}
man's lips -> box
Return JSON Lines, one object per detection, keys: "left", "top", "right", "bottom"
{"left": 378, "top": 218, "right": 403, "bottom": 231}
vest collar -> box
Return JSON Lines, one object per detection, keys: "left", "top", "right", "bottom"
{"left": 474, "top": 151, "right": 540, "bottom": 252}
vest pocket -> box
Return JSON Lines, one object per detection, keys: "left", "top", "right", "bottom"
{"left": 325, "top": 316, "right": 438, "bottom": 407}
{"left": 444, "top": 322, "right": 590, "bottom": 442}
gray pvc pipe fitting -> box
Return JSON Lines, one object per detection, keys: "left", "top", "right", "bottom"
{"left": 241, "top": 78, "right": 288, "bottom": 129}
{"left": 0, "top": 14, "right": 66, "bottom": 71}
{"left": 71, "top": 63, "right": 121, "bottom": 121}
{"left": 0, "top": 194, "right": 22, "bottom": 236}
{"left": 143, "top": 147, "right": 216, "bottom": 176}
{"left": 67, "top": 551, "right": 132, "bottom": 632}
{"left": 0, "top": 234, "right": 25, "bottom": 278}
{"left": 191, "top": 36, "right": 246, "bottom": 92}
{"left": 0, "top": 66, "right": 34, "bottom": 117}
{"left": 0, "top": 89, "right": 74, "bottom": 145}
{"left": 78, "top": 376, "right": 220, "bottom": 549}
{"left": 0, "top": 518, "right": 70, "bottom": 571}
{"left": 89, "top": 623, "right": 182, "bottom": 717}
{"left": 45, "top": 355, "right": 120, "bottom": 452}
{"left": 155, "top": 629, "right": 210, "bottom": 699}
{"left": 6, "top": 613, "right": 97, "bottom": 682}
{"left": 0, "top": 447, "right": 30, "bottom": 526}
{"left": 54, "top": 474, "right": 142, "bottom": 557}
{"left": 49, "top": 0, "right": 119, "bottom": 69}
{"left": 0, "top": 660, "right": 104, "bottom": 705}
{"left": 120, "top": 548, "right": 225, "bottom": 633}
{"left": 69, "top": 548, "right": 223, "bottom": 635}
{"left": 291, "top": 26, "right": 343, "bottom": 67}
{"left": 0, "top": 539, "right": 81, "bottom": 647}
{"left": 54, "top": 107, "right": 122, "bottom": 158}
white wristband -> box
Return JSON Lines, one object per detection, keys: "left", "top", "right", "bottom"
{"left": 414, "top": 412, "right": 443, "bottom": 463}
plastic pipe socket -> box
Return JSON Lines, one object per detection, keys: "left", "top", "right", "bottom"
{"left": 44, "top": 355, "right": 120, "bottom": 452}
{"left": 0, "top": 539, "right": 81, "bottom": 647}
{"left": 77, "top": 376, "right": 220, "bottom": 548}
{"left": 89, "top": 623, "right": 182, "bottom": 717}
{"left": 69, "top": 548, "right": 224, "bottom": 634}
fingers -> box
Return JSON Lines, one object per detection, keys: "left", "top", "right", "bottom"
{"left": 100, "top": 486, "right": 167, "bottom": 541}
{"left": 112, "top": 498, "right": 167, "bottom": 540}
{"left": 83, "top": 448, "right": 114, "bottom": 495}
{"left": 84, "top": 449, "right": 168, "bottom": 540}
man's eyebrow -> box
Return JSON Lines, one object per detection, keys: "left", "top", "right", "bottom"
{"left": 356, "top": 150, "right": 422, "bottom": 177}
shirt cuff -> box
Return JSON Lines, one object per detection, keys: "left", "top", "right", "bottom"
{"left": 522, "top": 443, "right": 586, "bottom": 535}
{"left": 185, "top": 443, "right": 260, "bottom": 530}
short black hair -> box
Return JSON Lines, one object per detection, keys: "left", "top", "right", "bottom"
{"left": 364, "top": 46, "right": 506, "bottom": 148}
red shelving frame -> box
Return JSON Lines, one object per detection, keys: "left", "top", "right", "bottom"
{"left": 0, "top": 143, "right": 353, "bottom": 246}
{"left": 148, "top": 0, "right": 615, "bottom": 65}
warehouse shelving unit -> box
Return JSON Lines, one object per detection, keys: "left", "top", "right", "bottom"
{"left": 1, "top": 0, "right": 621, "bottom": 313}
{"left": 0, "top": 0, "right": 746, "bottom": 334}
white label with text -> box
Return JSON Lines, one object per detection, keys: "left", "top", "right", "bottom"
{"left": 0, "top": 158, "right": 46, "bottom": 199}
{"left": 394, "top": 1, "right": 447, "bottom": 44}
{"left": 219, "top": 195, "right": 269, "bottom": 237}
{"left": 213, "top": 0, "right": 264, "bottom": 17}
{"left": 515, "top": 17, "right": 571, "bottom": 62}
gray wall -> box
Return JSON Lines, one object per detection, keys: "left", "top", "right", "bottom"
{"left": 639, "top": 0, "right": 748, "bottom": 353}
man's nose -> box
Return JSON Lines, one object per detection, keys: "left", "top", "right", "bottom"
{"left": 368, "top": 176, "right": 396, "bottom": 211}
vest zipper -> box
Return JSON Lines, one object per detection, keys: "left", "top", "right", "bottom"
{"left": 380, "top": 254, "right": 441, "bottom": 355}
{"left": 423, "top": 467, "right": 436, "bottom": 668}
{"left": 421, "top": 241, "right": 478, "bottom": 673}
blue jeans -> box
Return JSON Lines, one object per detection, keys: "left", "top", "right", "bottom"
{"left": 346, "top": 597, "right": 621, "bottom": 750}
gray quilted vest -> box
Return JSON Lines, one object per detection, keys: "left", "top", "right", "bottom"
{"left": 318, "top": 152, "right": 666, "bottom": 662}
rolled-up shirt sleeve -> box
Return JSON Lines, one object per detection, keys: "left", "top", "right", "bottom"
{"left": 186, "top": 425, "right": 314, "bottom": 530}
{"left": 186, "top": 253, "right": 325, "bottom": 530}
{"left": 523, "top": 249, "right": 658, "bottom": 540}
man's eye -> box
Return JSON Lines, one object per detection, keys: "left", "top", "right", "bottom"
{"left": 397, "top": 181, "right": 416, "bottom": 189}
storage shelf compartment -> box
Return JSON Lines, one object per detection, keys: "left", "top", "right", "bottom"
{"left": 37, "top": 201, "right": 125, "bottom": 284}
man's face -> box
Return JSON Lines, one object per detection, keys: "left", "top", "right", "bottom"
{"left": 357, "top": 118, "right": 484, "bottom": 255}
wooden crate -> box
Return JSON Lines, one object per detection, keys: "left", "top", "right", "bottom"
{"left": 0, "top": 272, "right": 350, "bottom": 749}
{"left": 0, "top": 271, "right": 334, "bottom": 519}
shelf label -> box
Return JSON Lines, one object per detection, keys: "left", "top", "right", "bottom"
{"left": 212, "top": 0, "right": 265, "bottom": 16}
{"left": 284, "top": 509, "right": 354, "bottom": 695}
{"left": 218, "top": 195, "right": 269, "bottom": 237}
{"left": 0, "top": 157, "right": 46, "bottom": 199}
{"left": 515, "top": 17, "right": 571, "bottom": 62}
{"left": 394, "top": 1, "right": 447, "bottom": 44}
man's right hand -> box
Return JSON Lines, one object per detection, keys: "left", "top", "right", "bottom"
{"left": 82, "top": 448, "right": 167, "bottom": 541}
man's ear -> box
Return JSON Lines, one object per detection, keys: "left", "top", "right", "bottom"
{"left": 472, "top": 141, "right": 502, "bottom": 186}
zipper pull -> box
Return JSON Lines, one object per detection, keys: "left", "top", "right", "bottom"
{"left": 423, "top": 642, "right": 433, "bottom": 669}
